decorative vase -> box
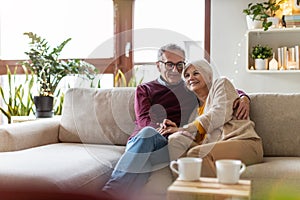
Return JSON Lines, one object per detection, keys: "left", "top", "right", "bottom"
{"left": 33, "top": 96, "right": 54, "bottom": 118}
{"left": 255, "top": 59, "right": 268, "bottom": 70}
{"left": 246, "top": 15, "right": 263, "bottom": 29}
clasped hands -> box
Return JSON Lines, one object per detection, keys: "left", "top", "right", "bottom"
{"left": 156, "top": 119, "right": 178, "bottom": 136}
{"left": 156, "top": 119, "right": 196, "bottom": 140}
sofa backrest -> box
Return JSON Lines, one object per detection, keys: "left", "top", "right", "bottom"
{"left": 249, "top": 93, "right": 300, "bottom": 157}
{"left": 59, "top": 87, "right": 136, "bottom": 145}
{"left": 59, "top": 88, "right": 300, "bottom": 156}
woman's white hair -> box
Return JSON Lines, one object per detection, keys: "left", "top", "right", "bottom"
{"left": 182, "top": 59, "right": 213, "bottom": 87}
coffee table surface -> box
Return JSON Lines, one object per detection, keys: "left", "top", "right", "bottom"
{"left": 167, "top": 177, "right": 251, "bottom": 200}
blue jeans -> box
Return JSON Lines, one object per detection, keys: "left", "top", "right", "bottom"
{"left": 102, "top": 126, "right": 169, "bottom": 199}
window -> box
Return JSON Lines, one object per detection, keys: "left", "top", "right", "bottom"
{"left": 134, "top": 0, "right": 205, "bottom": 63}
{"left": 0, "top": 0, "right": 113, "bottom": 59}
{"left": 133, "top": 0, "right": 205, "bottom": 82}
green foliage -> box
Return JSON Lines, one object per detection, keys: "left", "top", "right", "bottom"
{"left": 243, "top": 0, "right": 285, "bottom": 31}
{"left": 0, "top": 65, "right": 34, "bottom": 123}
{"left": 243, "top": 2, "right": 268, "bottom": 21}
{"left": 21, "top": 32, "right": 98, "bottom": 96}
{"left": 251, "top": 44, "right": 273, "bottom": 59}
{"left": 0, "top": 65, "right": 69, "bottom": 123}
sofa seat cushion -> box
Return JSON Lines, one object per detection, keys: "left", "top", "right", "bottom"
{"left": 242, "top": 157, "right": 300, "bottom": 179}
{"left": 0, "top": 143, "right": 125, "bottom": 196}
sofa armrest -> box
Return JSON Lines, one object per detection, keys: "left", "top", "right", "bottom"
{"left": 0, "top": 117, "right": 60, "bottom": 152}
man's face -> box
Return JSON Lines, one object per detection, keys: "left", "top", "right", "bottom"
{"left": 157, "top": 50, "right": 185, "bottom": 85}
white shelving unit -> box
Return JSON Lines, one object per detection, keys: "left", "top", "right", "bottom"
{"left": 246, "top": 27, "right": 300, "bottom": 73}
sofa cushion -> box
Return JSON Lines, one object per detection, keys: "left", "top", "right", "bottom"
{"left": 59, "top": 88, "right": 136, "bottom": 145}
{"left": 241, "top": 157, "right": 300, "bottom": 200}
{"left": 249, "top": 93, "right": 300, "bottom": 156}
{"left": 0, "top": 143, "right": 125, "bottom": 196}
{"left": 242, "top": 157, "right": 300, "bottom": 179}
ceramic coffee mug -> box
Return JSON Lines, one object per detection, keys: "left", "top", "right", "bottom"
{"left": 216, "top": 159, "right": 246, "bottom": 184}
{"left": 170, "top": 157, "right": 202, "bottom": 181}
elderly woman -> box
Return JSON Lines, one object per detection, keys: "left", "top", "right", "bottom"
{"left": 158, "top": 59, "right": 263, "bottom": 177}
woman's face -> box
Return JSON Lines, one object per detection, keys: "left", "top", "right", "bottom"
{"left": 183, "top": 65, "right": 209, "bottom": 95}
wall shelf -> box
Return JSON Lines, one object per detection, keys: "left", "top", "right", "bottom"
{"left": 246, "top": 27, "right": 300, "bottom": 73}
{"left": 247, "top": 69, "right": 300, "bottom": 73}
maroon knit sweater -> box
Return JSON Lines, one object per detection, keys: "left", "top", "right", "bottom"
{"left": 130, "top": 78, "right": 198, "bottom": 139}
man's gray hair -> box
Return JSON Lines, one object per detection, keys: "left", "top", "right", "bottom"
{"left": 157, "top": 43, "right": 185, "bottom": 61}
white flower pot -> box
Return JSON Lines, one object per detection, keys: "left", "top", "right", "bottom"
{"left": 267, "top": 17, "right": 280, "bottom": 29}
{"left": 246, "top": 15, "right": 263, "bottom": 29}
{"left": 255, "top": 59, "right": 268, "bottom": 70}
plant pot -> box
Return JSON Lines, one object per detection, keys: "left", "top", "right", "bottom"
{"left": 255, "top": 59, "right": 268, "bottom": 70}
{"left": 33, "top": 96, "right": 54, "bottom": 118}
{"left": 267, "top": 17, "right": 280, "bottom": 29}
{"left": 246, "top": 15, "right": 263, "bottom": 29}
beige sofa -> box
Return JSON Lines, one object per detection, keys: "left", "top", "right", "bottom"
{"left": 0, "top": 87, "right": 299, "bottom": 200}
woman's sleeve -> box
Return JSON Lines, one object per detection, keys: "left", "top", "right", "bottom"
{"left": 195, "top": 78, "right": 239, "bottom": 134}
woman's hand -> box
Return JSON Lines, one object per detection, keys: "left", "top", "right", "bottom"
{"left": 157, "top": 119, "right": 179, "bottom": 136}
{"left": 233, "top": 96, "right": 250, "bottom": 120}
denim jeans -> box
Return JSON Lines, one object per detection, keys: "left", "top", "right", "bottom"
{"left": 102, "top": 126, "right": 169, "bottom": 199}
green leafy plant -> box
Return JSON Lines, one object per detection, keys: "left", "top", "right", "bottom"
{"left": 21, "top": 32, "right": 98, "bottom": 97}
{"left": 0, "top": 65, "right": 34, "bottom": 123}
{"left": 251, "top": 44, "right": 273, "bottom": 59}
{"left": 243, "top": 0, "right": 285, "bottom": 31}
{"left": 243, "top": 2, "right": 268, "bottom": 21}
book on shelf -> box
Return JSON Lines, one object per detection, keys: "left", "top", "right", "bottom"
{"left": 277, "top": 45, "right": 300, "bottom": 70}
{"left": 282, "top": 15, "right": 300, "bottom": 28}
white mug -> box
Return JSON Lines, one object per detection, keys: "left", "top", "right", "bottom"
{"left": 170, "top": 157, "right": 202, "bottom": 181}
{"left": 215, "top": 159, "right": 246, "bottom": 184}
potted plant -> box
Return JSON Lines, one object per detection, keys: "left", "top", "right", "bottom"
{"left": 251, "top": 44, "right": 273, "bottom": 70}
{"left": 243, "top": 0, "right": 284, "bottom": 31}
{"left": 21, "top": 32, "right": 98, "bottom": 118}
{"left": 0, "top": 65, "right": 34, "bottom": 123}
{"left": 243, "top": 2, "right": 266, "bottom": 29}
{"left": 264, "top": 0, "right": 285, "bottom": 29}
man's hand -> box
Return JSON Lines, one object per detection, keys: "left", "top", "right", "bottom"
{"left": 156, "top": 119, "right": 179, "bottom": 136}
{"left": 233, "top": 96, "right": 250, "bottom": 120}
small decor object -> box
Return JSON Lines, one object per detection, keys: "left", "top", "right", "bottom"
{"left": 269, "top": 53, "right": 278, "bottom": 70}
{"left": 252, "top": 44, "right": 273, "bottom": 70}
{"left": 21, "top": 32, "right": 98, "bottom": 118}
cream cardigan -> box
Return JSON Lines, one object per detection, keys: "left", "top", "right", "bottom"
{"left": 183, "top": 77, "right": 260, "bottom": 144}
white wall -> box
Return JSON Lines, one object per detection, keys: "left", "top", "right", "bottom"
{"left": 211, "top": 0, "right": 300, "bottom": 93}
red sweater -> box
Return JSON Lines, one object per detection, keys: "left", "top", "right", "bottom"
{"left": 130, "top": 78, "right": 198, "bottom": 139}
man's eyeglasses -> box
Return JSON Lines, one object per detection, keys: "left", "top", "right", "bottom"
{"left": 158, "top": 61, "right": 185, "bottom": 72}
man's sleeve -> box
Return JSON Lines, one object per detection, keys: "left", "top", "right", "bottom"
{"left": 236, "top": 89, "right": 250, "bottom": 101}
{"left": 134, "top": 85, "right": 157, "bottom": 129}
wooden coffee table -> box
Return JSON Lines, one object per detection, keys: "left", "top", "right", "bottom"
{"left": 167, "top": 177, "right": 251, "bottom": 200}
